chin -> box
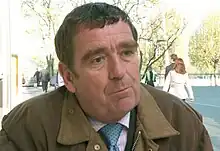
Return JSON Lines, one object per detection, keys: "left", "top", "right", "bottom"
{"left": 117, "top": 97, "right": 137, "bottom": 113}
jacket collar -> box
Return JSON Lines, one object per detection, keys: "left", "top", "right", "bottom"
{"left": 57, "top": 91, "right": 91, "bottom": 145}
{"left": 137, "top": 85, "right": 179, "bottom": 139}
{"left": 57, "top": 85, "right": 179, "bottom": 145}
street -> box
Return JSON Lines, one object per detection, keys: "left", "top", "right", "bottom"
{"left": 21, "top": 86, "right": 55, "bottom": 101}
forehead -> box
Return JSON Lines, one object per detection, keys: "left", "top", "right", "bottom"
{"left": 73, "top": 21, "right": 134, "bottom": 52}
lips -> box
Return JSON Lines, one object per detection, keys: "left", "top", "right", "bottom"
{"left": 109, "top": 87, "right": 130, "bottom": 95}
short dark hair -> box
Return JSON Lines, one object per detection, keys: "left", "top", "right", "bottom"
{"left": 170, "top": 54, "right": 178, "bottom": 61}
{"left": 54, "top": 2, "right": 138, "bottom": 70}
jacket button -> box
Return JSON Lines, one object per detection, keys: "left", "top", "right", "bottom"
{"left": 148, "top": 148, "right": 153, "bottom": 151}
{"left": 94, "top": 144, "right": 101, "bottom": 150}
{"left": 68, "top": 109, "right": 74, "bottom": 114}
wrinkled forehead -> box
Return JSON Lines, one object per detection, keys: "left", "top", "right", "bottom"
{"left": 71, "top": 22, "right": 138, "bottom": 66}
{"left": 73, "top": 21, "right": 135, "bottom": 48}
{"left": 74, "top": 19, "right": 129, "bottom": 35}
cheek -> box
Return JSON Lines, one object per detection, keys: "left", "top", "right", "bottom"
{"left": 127, "top": 59, "right": 140, "bottom": 80}
{"left": 76, "top": 71, "right": 108, "bottom": 93}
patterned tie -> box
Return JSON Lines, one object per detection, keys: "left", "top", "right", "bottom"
{"left": 99, "top": 123, "right": 123, "bottom": 151}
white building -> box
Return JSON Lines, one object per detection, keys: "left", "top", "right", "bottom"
{"left": 0, "top": 0, "right": 24, "bottom": 119}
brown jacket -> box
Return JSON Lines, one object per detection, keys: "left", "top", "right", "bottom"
{"left": 0, "top": 84, "right": 213, "bottom": 151}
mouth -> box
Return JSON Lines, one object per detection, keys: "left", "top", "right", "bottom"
{"left": 110, "top": 87, "right": 130, "bottom": 95}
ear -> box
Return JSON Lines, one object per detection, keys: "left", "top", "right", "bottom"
{"left": 58, "top": 62, "right": 76, "bottom": 93}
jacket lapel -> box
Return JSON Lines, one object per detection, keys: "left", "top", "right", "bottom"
{"left": 137, "top": 85, "right": 180, "bottom": 140}
{"left": 57, "top": 91, "right": 92, "bottom": 145}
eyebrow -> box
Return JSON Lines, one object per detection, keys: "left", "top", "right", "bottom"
{"left": 81, "top": 48, "right": 106, "bottom": 62}
{"left": 118, "top": 40, "right": 139, "bottom": 49}
{"left": 81, "top": 40, "right": 138, "bottom": 62}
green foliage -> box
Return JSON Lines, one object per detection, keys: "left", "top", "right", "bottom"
{"left": 189, "top": 12, "right": 220, "bottom": 73}
{"left": 139, "top": 8, "right": 186, "bottom": 77}
{"left": 31, "top": 56, "right": 46, "bottom": 69}
{"left": 21, "top": 0, "right": 185, "bottom": 77}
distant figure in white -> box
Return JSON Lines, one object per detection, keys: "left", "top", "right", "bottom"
{"left": 164, "top": 54, "right": 178, "bottom": 79}
{"left": 56, "top": 72, "right": 64, "bottom": 87}
{"left": 163, "top": 58, "right": 194, "bottom": 102}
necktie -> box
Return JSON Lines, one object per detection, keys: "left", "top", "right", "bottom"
{"left": 99, "top": 123, "right": 123, "bottom": 151}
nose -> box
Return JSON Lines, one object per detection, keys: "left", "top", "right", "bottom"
{"left": 108, "top": 56, "right": 126, "bottom": 80}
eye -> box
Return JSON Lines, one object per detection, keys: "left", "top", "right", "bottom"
{"left": 121, "top": 50, "right": 136, "bottom": 57}
{"left": 90, "top": 55, "right": 105, "bottom": 65}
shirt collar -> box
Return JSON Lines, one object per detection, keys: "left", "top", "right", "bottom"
{"left": 89, "top": 112, "right": 130, "bottom": 132}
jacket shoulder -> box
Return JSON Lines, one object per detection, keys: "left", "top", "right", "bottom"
{"left": 141, "top": 84, "right": 213, "bottom": 150}
{"left": 141, "top": 83, "right": 202, "bottom": 122}
{"left": 1, "top": 86, "right": 67, "bottom": 142}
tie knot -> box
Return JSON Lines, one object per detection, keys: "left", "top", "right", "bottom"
{"left": 99, "top": 123, "right": 123, "bottom": 147}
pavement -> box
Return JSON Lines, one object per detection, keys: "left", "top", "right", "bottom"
{"left": 157, "top": 86, "right": 220, "bottom": 150}
{"left": 190, "top": 86, "right": 220, "bottom": 150}
{"left": 21, "top": 86, "right": 55, "bottom": 101}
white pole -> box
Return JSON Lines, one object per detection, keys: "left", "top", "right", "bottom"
{"left": 0, "top": 0, "right": 12, "bottom": 115}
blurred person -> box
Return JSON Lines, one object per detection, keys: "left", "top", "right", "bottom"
{"left": 22, "top": 73, "right": 26, "bottom": 84}
{"left": 56, "top": 71, "right": 64, "bottom": 88}
{"left": 164, "top": 54, "right": 178, "bottom": 79}
{"left": 41, "top": 68, "right": 50, "bottom": 92}
{"left": 53, "top": 71, "right": 64, "bottom": 89}
{"left": 163, "top": 58, "right": 194, "bottom": 101}
{"left": 33, "top": 68, "right": 41, "bottom": 86}
{"left": 145, "top": 66, "right": 157, "bottom": 87}
{"left": 0, "top": 2, "right": 213, "bottom": 151}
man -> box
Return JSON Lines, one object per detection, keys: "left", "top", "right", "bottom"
{"left": 0, "top": 2, "right": 213, "bottom": 151}
{"left": 145, "top": 66, "right": 157, "bottom": 87}
{"left": 33, "top": 68, "right": 41, "bottom": 86}
{"left": 41, "top": 68, "right": 50, "bottom": 92}
{"left": 164, "top": 54, "right": 178, "bottom": 79}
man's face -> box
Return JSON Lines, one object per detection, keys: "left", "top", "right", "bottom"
{"left": 70, "top": 21, "right": 140, "bottom": 122}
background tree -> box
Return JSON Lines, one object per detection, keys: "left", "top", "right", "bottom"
{"left": 189, "top": 12, "right": 220, "bottom": 74}
{"left": 112, "top": 0, "right": 186, "bottom": 79}
{"left": 31, "top": 56, "right": 47, "bottom": 69}
{"left": 21, "top": 0, "right": 186, "bottom": 80}
{"left": 21, "top": 0, "right": 66, "bottom": 76}
{"left": 46, "top": 54, "right": 54, "bottom": 76}
{"left": 138, "top": 9, "right": 186, "bottom": 79}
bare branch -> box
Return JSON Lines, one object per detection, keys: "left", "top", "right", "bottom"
{"left": 139, "top": 48, "right": 143, "bottom": 71}
{"left": 22, "top": 1, "right": 49, "bottom": 27}
{"left": 112, "top": 0, "right": 122, "bottom": 7}
{"left": 123, "top": 0, "right": 132, "bottom": 11}
{"left": 141, "top": 45, "right": 157, "bottom": 79}
{"left": 127, "top": 3, "right": 138, "bottom": 14}
{"left": 140, "top": 22, "right": 187, "bottom": 79}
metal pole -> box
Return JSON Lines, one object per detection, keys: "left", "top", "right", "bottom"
{"left": 1, "top": 0, "right": 12, "bottom": 114}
